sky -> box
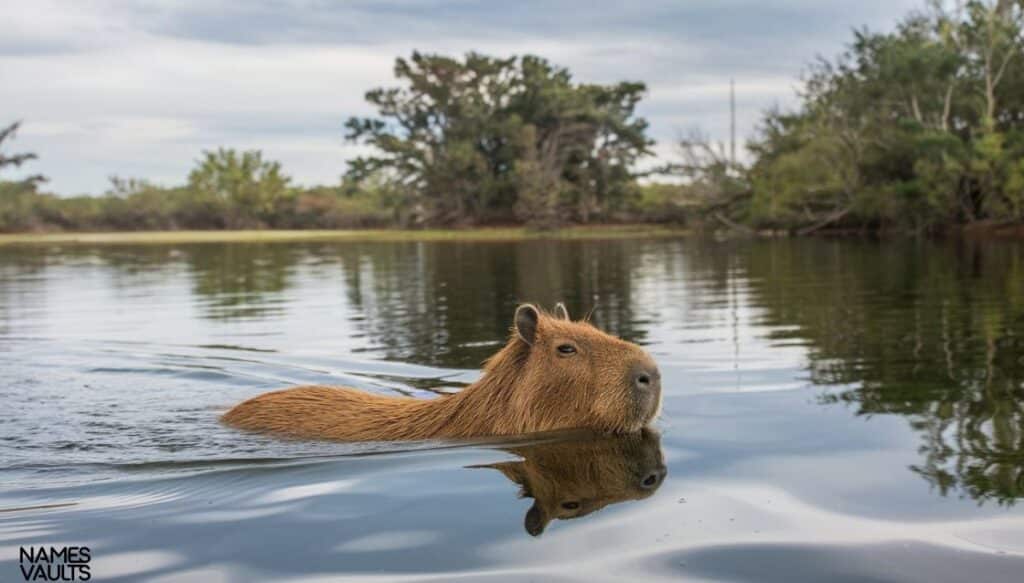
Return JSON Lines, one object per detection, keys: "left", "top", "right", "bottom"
{"left": 1, "top": 0, "right": 922, "bottom": 196}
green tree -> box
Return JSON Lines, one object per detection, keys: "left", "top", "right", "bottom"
{"left": 186, "top": 149, "right": 293, "bottom": 228}
{"left": 0, "top": 121, "right": 47, "bottom": 232}
{"left": 0, "top": 122, "right": 41, "bottom": 176}
{"left": 344, "top": 52, "right": 652, "bottom": 226}
{"left": 726, "top": 1, "right": 1024, "bottom": 233}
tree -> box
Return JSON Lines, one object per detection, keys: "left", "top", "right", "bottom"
{"left": 668, "top": 129, "right": 753, "bottom": 232}
{"left": 344, "top": 52, "right": 652, "bottom": 226}
{"left": 728, "top": 1, "right": 1024, "bottom": 233}
{"left": 186, "top": 149, "right": 293, "bottom": 228}
{"left": 957, "top": 0, "right": 1024, "bottom": 125}
{"left": 0, "top": 121, "right": 44, "bottom": 185}
{"left": 0, "top": 121, "right": 48, "bottom": 232}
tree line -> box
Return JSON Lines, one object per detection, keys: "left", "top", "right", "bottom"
{"left": 0, "top": 52, "right": 657, "bottom": 232}
{"left": 691, "top": 0, "right": 1024, "bottom": 234}
{"left": 0, "top": 134, "right": 394, "bottom": 231}
{"left": 3, "top": 0, "right": 1024, "bottom": 233}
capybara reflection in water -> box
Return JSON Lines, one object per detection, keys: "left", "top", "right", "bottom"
{"left": 477, "top": 429, "right": 666, "bottom": 536}
{"left": 222, "top": 303, "right": 662, "bottom": 441}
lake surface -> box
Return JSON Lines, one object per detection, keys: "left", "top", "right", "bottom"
{"left": 1, "top": 236, "right": 1023, "bottom": 582}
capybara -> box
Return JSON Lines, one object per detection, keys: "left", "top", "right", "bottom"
{"left": 221, "top": 303, "right": 662, "bottom": 441}
{"left": 477, "top": 428, "right": 666, "bottom": 536}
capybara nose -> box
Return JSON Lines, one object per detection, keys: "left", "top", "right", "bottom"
{"left": 640, "top": 465, "right": 667, "bottom": 489}
{"left": 632, "top": 364, "right": 661, "bottom": 393}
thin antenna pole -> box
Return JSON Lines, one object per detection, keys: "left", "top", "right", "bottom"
{"left": 729, "top": 78, "right": 736, "bottom": 167}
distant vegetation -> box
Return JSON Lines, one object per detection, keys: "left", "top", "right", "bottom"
{"left": 695, "top": 0, "right": 1024, "bottom": 234}
{"left": 0, "top": 53, "right": 659, "bottom": 232}
{"left": 0, "top": 139, "right": 395, "bottom": 232}
{"left": 3, "top": 1, "right": 1024, "bottom": 234}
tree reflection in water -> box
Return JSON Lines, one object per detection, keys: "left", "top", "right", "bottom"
{"left": 736, "top": 240, "right": 1024, "bottom": 504}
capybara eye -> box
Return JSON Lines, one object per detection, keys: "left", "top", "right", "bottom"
{"left": 561, "top": 501, "right": 580, "bottom": 510}
{"left": 556, "top": 344, "right": 577, "bottom": 355}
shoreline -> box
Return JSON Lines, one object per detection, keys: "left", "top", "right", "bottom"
{"left": 0, "top": 225, "right": 691, "bottom": 246}
{"left": 3, "top": 222, "right": 1022, "bottom": 246}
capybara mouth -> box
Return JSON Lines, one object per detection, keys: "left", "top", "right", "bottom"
{"left": 629, "top": 361, "right": 662, "bottom": 428}
{"left": 636, "top": 381, "right": 663, "bottom": 427}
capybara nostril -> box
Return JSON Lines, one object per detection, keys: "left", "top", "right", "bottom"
{"left": 640, "top": 466, "right": 667, "bottom": 489}
{"left": 633, "top": 365, "right": 659, "bottom": 392}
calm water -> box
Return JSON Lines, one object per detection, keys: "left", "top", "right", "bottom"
{"left": 2, "top": 237, "right": 1024, "bottom": 582}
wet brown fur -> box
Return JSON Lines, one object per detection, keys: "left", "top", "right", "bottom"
{"left": 479, "top": 429, "right": 666, "bottom": 536}
{"left": 221, "top": 304, "right": 661, "bottom": 441}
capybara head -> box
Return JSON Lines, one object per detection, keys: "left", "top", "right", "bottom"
{"left": 480, "top": 428, "right": 666, "bottom": 536}
{"left": 483, "top": 303, "right": 662, "bottom": 434}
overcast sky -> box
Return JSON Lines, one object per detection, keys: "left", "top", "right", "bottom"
{"left": 1, "top": 0, "right": 922, "bottom": 195}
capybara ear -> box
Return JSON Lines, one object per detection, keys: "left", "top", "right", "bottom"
{"left": 524, "top": 502, "right": 548, "bottom": 537}
{"left": 515, "top": 304, "right": 539, "bottom": 345}
{"left": 553, "top": 302, "right": 570, "bottom": 320}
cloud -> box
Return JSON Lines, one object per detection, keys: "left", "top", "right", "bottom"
{"left": 0, "top": 0, "right": 921, "bottom": 194}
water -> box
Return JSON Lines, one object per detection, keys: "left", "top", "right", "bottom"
{"left": 1, "top": 237, "right": 1023, "bottom": 582}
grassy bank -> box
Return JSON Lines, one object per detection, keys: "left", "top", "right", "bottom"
{"left": 0, "top": 225, "right": 691, "bottom": 246}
